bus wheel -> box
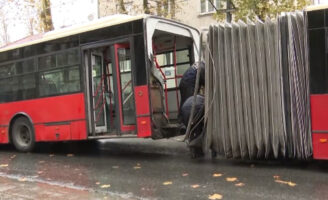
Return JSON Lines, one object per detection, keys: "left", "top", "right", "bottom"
{"left": 11, "top": 117, "right": 35, "bottom": 152}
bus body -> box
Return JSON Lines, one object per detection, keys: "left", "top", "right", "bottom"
{"left": 307, "top": 5, "right": 328, "bottom": 160}
{"left": 0, "top": 15, "right": 199, "bottom": 151}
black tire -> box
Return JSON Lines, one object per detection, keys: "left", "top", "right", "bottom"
{"left": 11, "top": 117, "right": 35, "bottom": 152}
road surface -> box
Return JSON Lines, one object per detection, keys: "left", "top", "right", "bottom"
{"left": 0, "top": 137, "right": 327, "bottom": 200}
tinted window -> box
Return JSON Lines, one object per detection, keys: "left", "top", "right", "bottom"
{"left": 16, "top": 59, "right": 36, "bottom": 74}
{"left": 39, "top": 55, "right": 56, "bottom": 70}
{"left": 39, "top": 66, "right": 81, "bottom": 96}
{"left": 0, "top": 63, "right": 15, "bottom": 78}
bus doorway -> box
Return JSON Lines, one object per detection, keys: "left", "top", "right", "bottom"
{"left": 83, "top": 42, "right": 136, "bottom": 137}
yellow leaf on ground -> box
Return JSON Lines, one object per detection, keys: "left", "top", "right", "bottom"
{"left": 191, "top": 184, "right": 200, "bottom": 188}
{"left": 163, "top": 181, "right": 173, "bottom": 185}
{"left": 235, "top": 182, "right": 245, "bottom": 187}
{"left": 226, "top": 177, "right": 237, "bottom": 182}
{"left": 182, "top": 173, "right": 189, "bottom": 177}
{"left": 112, "top": 166, "right": 119, "bottom": 169}
{"left": 208, "top": 193, "right": 223, "bottom": 200}
{"left": 213, "top": 173, "right": 223, "bottom": 177}
{"left": 100, "top": 184, "right": 111, "bottom": 188}
{"left": 288, "top": 182, "right": 297, "bottom": 187}
{"left": 0, "top": 164, "right": 8, "bottom": 167}
{"left": 67, "top": 154, "right": 74, "bottom": 157}
{"left": 275, "top": 179, "right": 297, "bottom": 187}
{"left": 133, "top": 166, "right": 141, "bottom": 169}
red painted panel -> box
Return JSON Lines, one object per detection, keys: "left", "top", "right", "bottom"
{"left": 34, "top": 120, "right": 87, "bottom": 142}
{"left": 311, "top": 94, "right": 328, "bottom": 131}
{"left": 38, "top": 124, "right": 71, "bottom": 141}
{"left": 312, "top": 133, "right": 328, "bottom": 160}
{"left": 71, "top": 120, "right": 87, "bottom": 140}
{"left": 137, "top": 117, "right": 151, "bottom": 138}
{"left": 0, "top": 93, "right": 86, "bottom": 126}
{"left": 0, "top": 93, "right": 87, "bottom": 142}
{"left": 0, "top": 127, "right": 9, "bottom": 144}
{"left": 134, "top": 85, "right": 150, "bottom": 115}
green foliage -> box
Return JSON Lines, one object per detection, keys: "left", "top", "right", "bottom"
{"left": 214, "top": 0, "right": 311, "bottom": 22}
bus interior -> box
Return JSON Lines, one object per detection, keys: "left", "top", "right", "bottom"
{"left": 150, "top": 30, "right": 196, "bottom": 138}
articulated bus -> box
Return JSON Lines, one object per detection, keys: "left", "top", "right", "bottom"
{"left": 0, "top": 15, "right": 200, "bottom": 152}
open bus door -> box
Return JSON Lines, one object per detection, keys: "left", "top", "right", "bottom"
{"left": 84, "top": 42, "right": 137, "bottom": 137}
{"left": 113, "top": 43, "right": 136, "bottom": 133}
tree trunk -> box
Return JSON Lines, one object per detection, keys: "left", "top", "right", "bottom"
{"left": 143, "top": 0, "right": 150, "bottom": 14}
{"left": 40, "top": 0, "right": 54, "bottom": 32}
{"left": 169, "top": 0, "right": 175, "bottom": 19}
{"left": 0, "top": 18, "right": 9, "bottom": 45}
{"left": 118, "top": 0, "right": 127, "bottom": 14}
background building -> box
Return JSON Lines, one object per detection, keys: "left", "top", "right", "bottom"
{"left": 98, "top": 0, "right": 220, "bottom": 30}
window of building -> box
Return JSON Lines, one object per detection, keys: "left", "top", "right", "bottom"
{"left": 200, "top": 0, "right": 220, "bottom": 14}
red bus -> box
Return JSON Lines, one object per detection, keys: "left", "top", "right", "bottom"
{"left": 0, "top": 15, "right": 200, "bottom": 152}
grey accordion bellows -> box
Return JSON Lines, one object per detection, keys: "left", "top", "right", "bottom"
{"left": 204, "top": 11, "right": 312, "bottom": 159}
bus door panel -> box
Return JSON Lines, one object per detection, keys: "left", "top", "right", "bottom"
{"left": 113, "top": 43, "right": 136, "bottom": 132}
{"left": 91, "top": 52, "right": 108, "bottom": 133}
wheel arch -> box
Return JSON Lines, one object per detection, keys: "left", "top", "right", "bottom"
{"left": 9, "top": 112, "right": 34, "bottom": 143}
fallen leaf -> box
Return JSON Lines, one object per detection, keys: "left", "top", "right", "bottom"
{"left": 49, "top": 154, "right": 54, "bottom": 157}
{"left": 0, "top": 164, "right": 8, "bottom": 167}
{"left": 288, "top": 182, "right": 297, "bottom": 187}
{"left": 100, "top": 184, "right": 111, "bottom": 188}
{"left": 133, "top": 166, "right": 141, "bottom": 169}
{"left": 95, "top": 182, "right": 100, "bottom": 185}
{"left": 226, "top": 177, "right": 237, "bottom": 182}
{"left": 67, "top": 154, "right": 74, "bottom": 157}
{"left": 275, "top": 179, "right": 297, "bottom": 187}
{"left": 112, "top": 166, "right": 119, "bottom": 169}
{"left": 191, "top": 184, "right": 200, "bottom": 188}
{"left": 10, "top": 155, "right": 16, "bottom": 159}
{"left": 208, "top": 193, "right": 223, "bottom": 200}
{"left": 213, "top": 173, "right": 223, "bottom": 177}
{"left": 273, "top": 175, "right": 280, "bottom": 179}
{"left": 182, "top": 173, "right": 189, "bottom": 177}
{"left": 163, "top": 181, "right": 173, "bottom": 185}
{"left": 235, "top": 182, "right": 245, "bottom": 187}
{"left": 136, "top": 163, "right": 141, "bottom": 166}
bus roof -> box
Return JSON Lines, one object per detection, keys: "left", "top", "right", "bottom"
{"left": 0, "top": 14, "right": 146, "bottom": 53}
{"left": 306, "top": 4, "right": 328, "bottom": 11}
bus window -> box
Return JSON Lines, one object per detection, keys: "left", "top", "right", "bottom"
{"left": 0, "top": 63, "right": 15, "bottom": 78}
{"left": 16, "top": 59, "right": 35, "bottom": 74}
{"left": 39, "top": 66, "right": 81, "bottom": 96}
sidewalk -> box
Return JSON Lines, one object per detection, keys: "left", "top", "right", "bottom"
{"left": 0, "top": 176, "right": 125, "bottom": 200}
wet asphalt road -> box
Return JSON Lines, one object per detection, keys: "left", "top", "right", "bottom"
{"left": 0, "top": 138, "right": 327, "bottom": 200}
